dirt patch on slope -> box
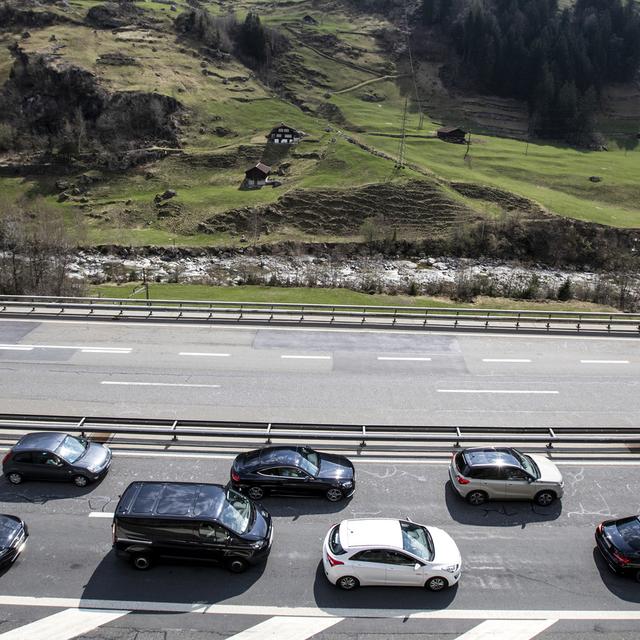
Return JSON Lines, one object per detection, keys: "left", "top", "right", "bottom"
{"left": 201, "top": 180, "right": 479, "bottom": 236}
{"left": 450, "top": 182, "right": 548, "bottom": 217}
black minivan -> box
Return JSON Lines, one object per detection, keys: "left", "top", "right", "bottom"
{"left": 112, "top": 482, "right": 273, "bottom": 572}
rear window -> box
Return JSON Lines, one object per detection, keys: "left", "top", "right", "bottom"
{"left": 132, "top": 484, "right": 163, "bottom": 513}
{"left": 328, "top": 524, "right": 345, "bottom": 555}
{"left": 617, "top": 517, "right": 640, "bottom": 551}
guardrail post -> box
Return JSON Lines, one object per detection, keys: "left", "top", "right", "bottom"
{"left": 454, "top": 426, "right": 461, "bottom": 448}
{"left": 78, "top": 417, "right": 86, "bottom": 438}
{"left": 330, "top": 307, "right": 335, "bottom": 324}
{"left": 171, "top": 420, "right": 178, "bottom": 442}
{"left": 266, "top": 423, "right": 272, "bottom": 444}
{"left": 547, "top": 427, "right": 556, "bottom": 449}
{"left": 361, "top": 425, "right": 367, "bottom": 447}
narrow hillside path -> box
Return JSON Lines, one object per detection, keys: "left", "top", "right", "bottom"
{"left": 332, "top": 74, "right": 407, "bottom": 94}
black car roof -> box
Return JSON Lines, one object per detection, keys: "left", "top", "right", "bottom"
{"left": 115, "top": 481, "right": 229, "bottom": 520}
{"left": 14, "top": 432, "right": 67, "bottom": 451}
{"left": 242, "top": 446, "right": 306, "bottom": 469}
{"left": 463, "top": 448, "right": 520, "bottom": 468}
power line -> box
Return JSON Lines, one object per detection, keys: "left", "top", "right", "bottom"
{"left": 403, "top": 0, "right": 424, "bottom": 130}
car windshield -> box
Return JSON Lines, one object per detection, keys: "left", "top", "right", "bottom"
{"left": 513, "top": 450, "right": 538, "bottom": 478}
{"left": 401, "top": 522, "right": 434, "bottom": 562}
{"left": 55, "top": 435, "right": 88, "bottom": 463}
{"left": 219, "top": 487, "right": 253, "bottom": 535}
{"left": 298, "top": 447, "right": 319, "bottom": 476}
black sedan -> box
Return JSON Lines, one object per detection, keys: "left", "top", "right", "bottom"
{"left": 230, "top": 446, "right": 355, "bottom": 502}
{"left": 0, "top": 515, "right": 28, "bottom": 570}
{"left": 2, "top": 432, "right": 112, "bottom": 487}
{"left": 595, "top": 515, "right": 640, "bottom": 581}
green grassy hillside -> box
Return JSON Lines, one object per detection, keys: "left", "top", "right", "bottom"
{"left": 0, "top": 0, "right": 638, "bottom": 247}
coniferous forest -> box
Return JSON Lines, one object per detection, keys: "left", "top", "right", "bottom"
{"left": 420, "top": 0, "right": 640, "bottom": 143}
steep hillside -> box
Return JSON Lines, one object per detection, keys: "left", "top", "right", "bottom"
{"left": 0, "top": 0, "right": 637, "bottom": 250}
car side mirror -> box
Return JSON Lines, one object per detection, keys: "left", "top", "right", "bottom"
{"left": 414, "top": 563, "right": 421, "bottom": 571}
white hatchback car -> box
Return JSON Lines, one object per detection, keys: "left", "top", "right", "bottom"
{"left": 322, "top": 518, "right": 461, "bottom": 591}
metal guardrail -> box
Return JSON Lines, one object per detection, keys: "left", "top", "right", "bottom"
{"left": 0, "top": 414, "right": 639, "bottom": 453}
{"left": 0, "top": 295, "right": 639, "bottom": 335}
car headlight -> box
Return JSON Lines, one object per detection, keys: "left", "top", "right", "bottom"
{"left": 88, "top": 464, "right": 103, "bottom": 473}
{"left": 438, "top": 564, "right": 459, "bottom": 573}
{"left": 341, "top": 481, "right": 353, "bottom": 488}
{"left": 250, "top": 540, "right": 266, "bottom": 549}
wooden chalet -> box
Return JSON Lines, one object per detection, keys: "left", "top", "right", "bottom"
{"left": 244, "top": 162, "right": 271, "bottom": 188}
{"left": 267, "top": 123, "right": 303, "bottom": 145}
{"left": 437, "top": 126, "right": 467, "bottom": 144}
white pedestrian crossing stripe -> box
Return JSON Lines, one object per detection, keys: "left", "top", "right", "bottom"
{"left": 226, "top": 616, "right": 343, "bottom": 639}
{"left": 0, "top": 608, "right": 128, "bottom": 640}
{"left": 454, "top": 619, "right": 558, "bottom": 640}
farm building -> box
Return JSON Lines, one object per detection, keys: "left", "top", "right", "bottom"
{"left": 244, "top": 162, "right": 271, "bottom": 189}
{"left": 437, "top": 127, "right": 467, "bottom": 144}
{"left": 267, "top": 123, "right": 303, "bottom": 145}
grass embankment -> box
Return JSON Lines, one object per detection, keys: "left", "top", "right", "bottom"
{"left": 91, "top": 283, "right": 616, "bottom": 312}
{"left": 1, "top": 0, "right": 638, "bottom": 247}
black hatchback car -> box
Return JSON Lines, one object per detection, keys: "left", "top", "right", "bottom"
{"left": 596, "top": 515, "right": 640, "bottom": 582}
{"left": 230, "top": 445, "right": 355, "bottom": 502}
{"left": 3, "top": 432, "right": 112, "bottom": 487}
{"left": 113, "top": 481, "right": 272, "bottom": 572}
{"left": 0, "top": 515, "right": 28, "bottom": 570}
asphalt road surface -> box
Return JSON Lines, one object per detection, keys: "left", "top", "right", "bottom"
{"left": 0, "top": 454, "right": 639, "bottom": 639}
{"left": 0, "top": 318, "right": 639, "bottom": 426}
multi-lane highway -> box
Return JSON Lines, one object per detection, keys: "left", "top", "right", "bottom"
{"left": 0, "top": 317, "right": 639, "bottom": 639}
{"left": 0, "top": 318, "right": 639, "bottom": 425}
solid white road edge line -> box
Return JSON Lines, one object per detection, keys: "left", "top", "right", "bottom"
{"left": 0, "top": 608, "right": 129, "bottom": 640}
{"left": 100, "top": 381, "right": 220, "bottom": 388}
{"left": 0, "top": 597, "right": 638, "bottom": 621}
{"left": 454, "top": 619, "right": 557, "bottom": 640}
{"left": 0, "top": 346, "right": 33, "bottom": 351}
{"left": 225, "top": 616, "right": 343, "bottom": 640}
{"left": 179, "top": 352, "right": 231, "bottom": 357}
{"left": 482, "top": 359, "right": 532, "bottom": 363}
{"left": 1, "top": 446, "right": 638, "bottom": 466}
{"left": 437, "top": 390, "right": 559, "bottom": 394}
{"left": 89, "top": 512, "right": 114, "bottom": 518}
{"left": 3, "top": 316, "right": 640, "bottom": 342}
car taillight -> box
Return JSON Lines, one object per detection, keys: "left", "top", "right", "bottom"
{"left": 111, "top": 523, "right": 116, "bottom": 545}
{"left": 327, "top": 554, "right": 344, "bottom": 567}
{"left": 596, "top": 523, "right": 603, "bottom": 535}
{"left": 456, "top": 475, "right": 470, "bottom": 485}
{"left": 2, "top": 451, "right": 12, "bottom": 465}
{"left": 231, "top": 470, "right": 240, "bottom": 482}
{"left": 612, "top": 549, "right": 631, "bottom": 565}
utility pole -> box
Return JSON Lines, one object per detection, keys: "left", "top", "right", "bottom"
{"left": 395, "top": 97, "right": 408, "bottom": 170}
{"left": 404, "top": 0, "right": 424, "bottom": 129}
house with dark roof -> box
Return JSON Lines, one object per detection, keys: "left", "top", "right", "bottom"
{"left": 244, "top": 162, "right": 271, "bottom": 189}
{"left": 267, "top": 123, "right": 303, "bottom": 145}
{"left": 437, "top": 126, "right": 467, "bottom": 144}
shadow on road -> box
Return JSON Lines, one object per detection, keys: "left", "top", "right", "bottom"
{"left": 257, "top": 495, "right": 351, "bottom": 518}
{"left": 592, "top": 548, "right": 640, "bottom": 603}
{"left": 81, "top": 549, "right": 265, "bottom": 605}
{"left": 444, "top": 481, "right": 562, "bottom": 528}
{"left": 312, "top": 561, "right": 458, "bottom": 612}
{"left": 0, "top": 475, "right": 101, "bottom": 504}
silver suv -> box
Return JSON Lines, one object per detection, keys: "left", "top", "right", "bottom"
{"left": 449, "top": 447, "right": 564, "bottom": 506}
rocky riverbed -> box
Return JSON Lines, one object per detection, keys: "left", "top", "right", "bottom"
{"left": 69, "top": 251, "right": 640, "bottom": 307}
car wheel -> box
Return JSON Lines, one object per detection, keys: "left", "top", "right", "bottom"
{"left": 247, "top": 486, "right": 265, "bottom": 501}
{"left": 326, "top": 487, "right": 344, "bottom": 502}
{"left": 337, "top": 575, "right": 359, "bottom": 590}
{"left": 73, "top": 475, "right": 89, "bottom": 488}
{"left": 534, "top": 490, "right": 556, "bottom": 507}
{"left": 426, "top": 576, "right": 448, "bottom": 591}
{"left": 466, "top": 490, "right": 487, "bottom": 506}
{"left": 132, "top": 554, "right": 152, "bottom": 570}
{"left": 226, "top": 557, "right": 249, "bottom": 574}
{"left": 7, "top": 472, "right": 23, "bottom": 485}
